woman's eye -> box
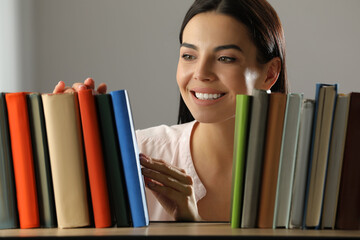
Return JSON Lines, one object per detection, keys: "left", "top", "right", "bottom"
{"left": 218, "top": 56, "right": 236, "bottom": 63}
{"left": 182, "top": 54, "right": 196, "bottom": 61}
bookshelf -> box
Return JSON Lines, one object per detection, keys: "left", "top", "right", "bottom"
{"left": 1, "top": 222, "right": 360, "bottom": 239}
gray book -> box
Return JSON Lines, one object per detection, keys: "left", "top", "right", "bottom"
{"left": 321, "top": 94, "right": 350, "bottom": 229}
{"left": 0, "top": 93, "right": 18, "bottom": 229}
{"left": 274, "top": 93, "right": 303, "bottom": 228}
{"left": 241, "top": 89, "right": 268, "bottom": 228}
{"left": 27, "top": 93, "right": 57, "bottom": 228}
{"left": 289, "top": 99, "right": 315, "bottom": 229}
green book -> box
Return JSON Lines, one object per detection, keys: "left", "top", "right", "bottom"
{"left": 231, "top": 94, "right": 252, "bottom": 228}
{"left": 0, "top": 93, "right": 18, "bottom": 229}
{"left": 27, "top": 93, "right": 57, "bottom": 228}
{"left": 95, "top": 94, "right": 131, "bottom": 227}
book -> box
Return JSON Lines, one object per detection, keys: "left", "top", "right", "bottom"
{"left": 304, "top": 84, "right": 337, "bottom": 228}
{"left": 110, "top": 90, "right": 149, "bottom": 228}
{"left": 42, "top": 93, "right": 90, "bottom": 228}
{"left": 288, "top": 99, "right": 315, "bottom": 229}
{"left": 78, "top": 89, "right": 112, "bottom": 228}
{"left": 257, "top": 93, "right": 287, "bottom": 228}
{"left": 335, "top": 92, "right": 360, "bottom": 230}
{"left": 241, "top": 89, "right": 268, "bottom": 228}
{"left": 274, "top": 93, "right": 303, "bottom": 228}
{"left": 5, "top": 92, "right": 40, "bottom": 229}
{"left": 95, "top": 94, "right": 131, "bottom": 227}
{"left": 27, "top": 93, "right": 57, "bottom": 228}
{"left": 231, "top": 94, "right": 252, "bottom": 228}
{"left": 0, "top": 93, "right": 18, "bottom": 229}
{"left": 321, "top": 94, "right": 350, "bottom": 229}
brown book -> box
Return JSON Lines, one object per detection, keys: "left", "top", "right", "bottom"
{"left": 335, "top": 92, "right": 360, "bottom": 230}
{"left": 257, "top": 93, "right": 287, "bottom": 228}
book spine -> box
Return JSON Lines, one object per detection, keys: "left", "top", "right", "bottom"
{"left": 257, "top": 93, "right": 287, "bottom": 228}
{"left": 274, "top": 93, "right": 303, "bottom": 228}
{"left": 288, "top": 99, "right": 315, "bottom": 229}
{"left": 110, "top": 90, "right": 149, "bottom": 228}
{"left": 78, "top": 90, "right": 112, "bottom": 228}
{"left": 231, "top": 95, "right": 251, "bottom": 228}
{"left": 95, "top": 94, "right": 131, "bottom": 227}
{"left": 0, "top": 93, "right": 18, "bottom": 229}
{"left": 241, "top": 90, "right": 268, "bottom": 228}
{"left": 335, "top": 92, "right": 360, "bottom": 230}
{"left": 42, "top": 93, "right": 90, "bottom": 228}
{"left": 27, "top": 93, "right": 57, "bottom": 228}
{"left": 5, "top": 92, "right": 40, "bottom": 229}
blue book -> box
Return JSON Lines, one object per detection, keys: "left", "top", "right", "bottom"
{"left": 110, "top": 90, "right": 149, "bottom": 228}
{"left": 303, "top": 83, "right": 337, "bottom": 229}
{"left": 0, "top": 93, "right": 18, "bottom": 229}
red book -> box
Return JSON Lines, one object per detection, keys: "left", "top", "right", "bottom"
{"left": 78, "top": 89, "right": 112, "bottom": 228}
{"left": 5, "top": 92, "right": 40, "bottom": 228}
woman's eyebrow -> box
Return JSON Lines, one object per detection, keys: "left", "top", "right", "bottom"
{"left": 214, "top": 44, "right": 243, "bottom": 52}
{"left": 180, "top": 42, "right": 197, "bottom": 50}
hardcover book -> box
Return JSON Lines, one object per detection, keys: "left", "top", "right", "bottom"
{"left": 27, "top": 93, "right": 57, "bottom": 228}
{"left": 78, "top": 89, "right": 112, "bottom": 228}
{"left": 231, "top": 94, "right": 251, "bottom": 228}
{"left": 5, "top": 92, "right": 40, "bottom": 229}
{"left": 42, "top": 93, "right": 90, "bottom": 228}
{"left": 110, "top": 90, "right": 149, "bottom": 228}
{"left": 0, "top": 93, "right": 18, "bottom": 229}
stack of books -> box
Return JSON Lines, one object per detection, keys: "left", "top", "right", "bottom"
{"left": 0, "top": 89, "right": 149, "bottom": 229}
{"left": 231, "top": 83, "right": 360, "bottom": 230}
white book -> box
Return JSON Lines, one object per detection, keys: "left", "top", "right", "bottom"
{"left": 321, "top": 94, "right": 350, "bottom": 229}
{"left": 274, "top": 93, "right": 303, "bottom": 228}
{"left": 289, "top": 99, "right": 315, "bottom": 229}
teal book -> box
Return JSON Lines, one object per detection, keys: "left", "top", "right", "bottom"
{"left": 110, "top": 90, "right": 149, "bottom": 228}
{"left": 274, "top": 93, "right": 303, "bottom": 228}
{"left": 27, "top": 93, "right": 57, "bottom": 228}
{"left": 289, "top": 99, "right": 315, "bottom": 229}
{"left": 0, "top": 93, "right": 18, "bottom": 229}
{"left": 95, "top": 94, "right": 131, "bottom": 227}
{"left": 231, "top": 94, "right": 252, "bottom": 228}
{"left": 241, "top": 89, "right": 268, "bottom": 228}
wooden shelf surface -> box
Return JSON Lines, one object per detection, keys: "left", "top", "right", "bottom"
{"left": 1, "top": 222, "right": 360, "bottom": 239}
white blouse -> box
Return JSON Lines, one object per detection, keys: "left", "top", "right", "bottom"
{"left": 136, "top": 121, "right": 206, "bottom": 221}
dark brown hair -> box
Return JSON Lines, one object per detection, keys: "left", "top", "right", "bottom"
{"left": 177, "top": 0, "right": 288, "bottom": 124}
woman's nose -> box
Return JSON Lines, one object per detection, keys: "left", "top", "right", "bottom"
{"left": 193, "top": 57, "right": 215, "bottom": 82}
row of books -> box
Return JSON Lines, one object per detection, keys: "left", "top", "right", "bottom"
{"left": 0, "top": 90, "right": 149, "bottom": 229}
{"left": 230, "top": 84, "right": 360, "bottom": 230}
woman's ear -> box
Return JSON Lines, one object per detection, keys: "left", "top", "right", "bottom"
{"left": 262, "top": 57, "right": 281, "bottom": 90}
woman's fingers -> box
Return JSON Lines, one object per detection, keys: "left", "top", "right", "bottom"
{"left": 141, "top": 167, "right": 193, "bottom": 196}
{"left": 53, "top": 81, "right": 66, "bottom": 93}
{"left": 97, "top": 83, "right": 107, "bottom": 94}
{"left": 140, "top": 154, "right": 192, "bottom": 185}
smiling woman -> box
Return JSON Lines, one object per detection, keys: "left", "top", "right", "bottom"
{"left": 53, "top": 0, "right": 286, "bottom": 222}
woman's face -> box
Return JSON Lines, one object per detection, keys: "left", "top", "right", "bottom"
{"left": 177, "top": 12, "right": 272, "bottom": 124}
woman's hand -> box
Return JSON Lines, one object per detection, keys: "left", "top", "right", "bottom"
{"left": 140, "top": 154, "right": 202, "bottom": 221}
{"left": 53, "top": 78, "right": 107, "bottom": 94}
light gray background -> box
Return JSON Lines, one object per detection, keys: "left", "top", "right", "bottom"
{"left": 1, "top": 0, "right": 360, "bottom": 130}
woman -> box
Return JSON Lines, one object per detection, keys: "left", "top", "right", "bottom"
{"left": 53, "top": 0, "right": 288, "bottom": 222}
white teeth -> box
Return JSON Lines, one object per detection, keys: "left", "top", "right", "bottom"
{"left": 195, "top": 92, "right": 223, "bottom": 100}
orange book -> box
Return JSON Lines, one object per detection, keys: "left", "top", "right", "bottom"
{"left": 257, "top": 93, "right": 287, "bottom": 228}
{"left": 78, "top": 89, "right": 112, "bottom": 228}
{"left": 5, "top": 92, "right": 40, "bottom": 229}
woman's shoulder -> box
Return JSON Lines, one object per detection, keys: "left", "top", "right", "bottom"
{"left": 136, "top": 121, "right": 196, "bottom": 144}
{"left": 135, "top": 121, "right": 196, "bottom": 160}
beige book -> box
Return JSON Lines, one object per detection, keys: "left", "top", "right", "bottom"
{"left": 305, "top": 85, "right": 336, "bottom": 228}
{"left": 42, "top": 93, "right": 90, "bottom": 228}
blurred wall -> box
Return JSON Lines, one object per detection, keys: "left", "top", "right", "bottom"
{"left": 1, "top": 0, "right": 360, "bottom": 129}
